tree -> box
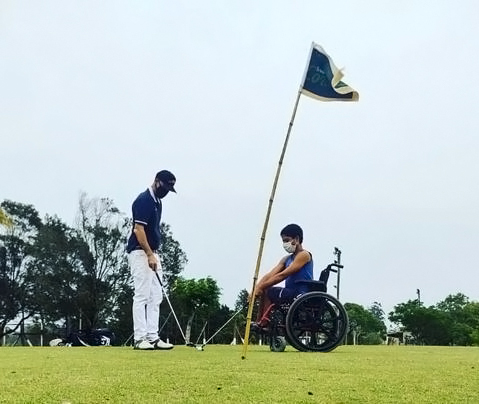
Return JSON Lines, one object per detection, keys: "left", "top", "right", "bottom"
{"left": 464, "top": 302, "right": 479, "bottom": 346}
{"left": 365, "top": 302, "right": 387, "bottom": 344}
{"left": 389, "top": 300, "right": 452, "bottom": 345}
{"left": 226, "top": 289, "right": 249, "bottom": 343}
{"left": 106, "top": 283, "right": 134, "bottom": 345}
{"left": 369, "top": 301, "right": 386, "bottom": 323}
{"left": 234, "top": 288, "right": 255, "bottom": 338}
{"left": 25, "top": 215, "right": 88, "bottom": 335}
{"left": 0, "top": 200, "right": 42, "bottom": 342}
{"left": 74, "top": 193, "right": 131, "bottom": 329}
{"left": 158, "top": 223, "right": 188, "bottom": 288}
{"left": 344, "top": 302, "right": 386, "bottom": 345}
{"left": 436, "top": 294, "right": 479, "bottom": 346}
{"left": 170, "top": 276, "right": 221, "bottom": 344}
{"left": 389, "top": 295, "right": 479, "bottom": 346}
{"left": 235, "top": 289, "right": 249, "bottom": 312}
{"left": 436, "top": 293, "right": 469, "bottom": 313}
{"left": 206, "top": 304, "right": 236, "bottom": 344}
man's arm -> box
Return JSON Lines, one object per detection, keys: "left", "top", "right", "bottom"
{"left": 256, "top": 251, "right": 311, "bottom": 292}
{"left": 254, "top": 257, "right": 287, "bottom": 296}
{"left": 133, "top": 223, "right": 158, "bottom": 270}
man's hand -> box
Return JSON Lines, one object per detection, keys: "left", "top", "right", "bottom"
{"left": 147, "top": 253, "right": 158, "bottom": 271}
{"left": 248, "top": 286, "right": 262, "bottom": 303}
{"left": 133, "top": 224, "right": 161, "bottom": 271}
{"left": 254, "top": 286, "right": 263, "bottom": 298}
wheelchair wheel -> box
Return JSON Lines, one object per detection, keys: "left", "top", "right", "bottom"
{"left": 270, "top": 336, "right": 287, "bottom": 352}
{"left": 268, "top": 307, "right": 287, "bottom": 352}
{"left": 285, "top": 292, "right": 348, "bottom": 352}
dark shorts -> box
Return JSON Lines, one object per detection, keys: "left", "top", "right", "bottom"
{"left": 267, "top": 287, "right": 299, "bottom": 304}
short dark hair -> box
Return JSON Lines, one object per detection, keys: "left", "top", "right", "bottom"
{"left": 280, "top": 224, "right": 303, "bottom": 243}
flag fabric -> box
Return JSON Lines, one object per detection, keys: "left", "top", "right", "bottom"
{"left": 300, "top": 42, "right": 359, "bottom": 101}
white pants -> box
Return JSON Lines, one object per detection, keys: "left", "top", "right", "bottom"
{"left": 128, "top": 250, "right": 163, "bottom": 342}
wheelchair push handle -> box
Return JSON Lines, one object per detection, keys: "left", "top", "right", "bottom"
{"left": 326, "top": 263, "right": 343, "bottom": 273}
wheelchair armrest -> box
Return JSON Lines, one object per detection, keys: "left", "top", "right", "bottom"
{"left": 295, "top": 280, "right": 327, "bottom": 292}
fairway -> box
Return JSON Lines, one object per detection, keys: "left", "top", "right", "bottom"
{"left": 1, "top": 345, "right": 478, "bottom": 403}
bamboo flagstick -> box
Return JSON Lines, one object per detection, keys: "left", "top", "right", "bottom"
{"left": 241, "top": 90, "right": 302, "bottom": 359}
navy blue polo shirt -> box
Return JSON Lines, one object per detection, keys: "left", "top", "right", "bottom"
{"left": 126, "top": 188, "right": 162, "bottom": 253}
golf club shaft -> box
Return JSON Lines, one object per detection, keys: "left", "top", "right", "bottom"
{"left": 201, "top": 306, "right": 244, "bottom": 347}
{"left": 154, "top": 271, "right": 188, "bottom": 344}
{"left": 195, "top": 321, "right": 207, "bottom": 345}
{"left": 158, "top": 311, "right": 172, "bottom": 335}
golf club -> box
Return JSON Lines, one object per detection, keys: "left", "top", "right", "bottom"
{"left": 154, "top": 270, "right": 193, "bottom": 346}
{"left": 192, "top": 306, "right": 245, "bottom": 351}
{"left": 155, "top": 269, "right": 246, "bottom": 351}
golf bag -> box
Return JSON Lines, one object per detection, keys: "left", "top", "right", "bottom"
{"left": 50, "top": 328, "right": 115, "bottom": 347}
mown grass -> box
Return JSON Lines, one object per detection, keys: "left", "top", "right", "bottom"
{"left": 1, "top": 344, "right": 478, "bottom": 403}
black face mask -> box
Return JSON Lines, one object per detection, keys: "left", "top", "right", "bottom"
{"left": 154, "top": 185, "right": 169, "bottom": 199}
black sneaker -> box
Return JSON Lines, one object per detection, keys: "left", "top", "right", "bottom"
{"left": 250, "top": 322, "right": 269, "bottom": 333}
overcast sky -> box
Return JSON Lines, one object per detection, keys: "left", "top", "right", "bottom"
{"left": 1, "top": 1, "right": 478, "bottom": 319}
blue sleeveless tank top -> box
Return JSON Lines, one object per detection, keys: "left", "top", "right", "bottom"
{"left": 284, "top": 252, "right": 313, "bottom": 293}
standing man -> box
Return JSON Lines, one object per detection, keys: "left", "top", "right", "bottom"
{"left": 126, "top": 170, "right": 177, "bottom": 350}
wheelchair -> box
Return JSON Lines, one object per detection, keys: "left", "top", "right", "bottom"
{"left": 255, "top": 263, "right": 348, "bottom": 353}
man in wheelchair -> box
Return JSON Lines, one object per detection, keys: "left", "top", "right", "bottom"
{"left": 252, "top": 223, "right": 313, "bottom": 330}
{"left": 250, "top": 224, "right": 348, "bottom": 352}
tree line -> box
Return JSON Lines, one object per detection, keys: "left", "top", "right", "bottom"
{"left": 1, "top": 199, "right": 478, "bottom": 347}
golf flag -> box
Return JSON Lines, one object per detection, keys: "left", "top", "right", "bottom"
{"left": 300, "top": 43, "right": 359, "bottom": 101}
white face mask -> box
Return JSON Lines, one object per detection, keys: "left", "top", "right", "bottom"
{"left": 283, "top": 241, "right": 296, "bottom": 254}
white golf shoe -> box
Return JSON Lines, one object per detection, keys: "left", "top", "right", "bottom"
{"left": 134, "top": 340, "right": 154, "bottom": 350}
{"left": 150, "top": 338, "right": 174, "bottom": 350}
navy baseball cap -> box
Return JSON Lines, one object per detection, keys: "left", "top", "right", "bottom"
{"left": 155, "top": 170, "right": 176, "bottom": 193}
